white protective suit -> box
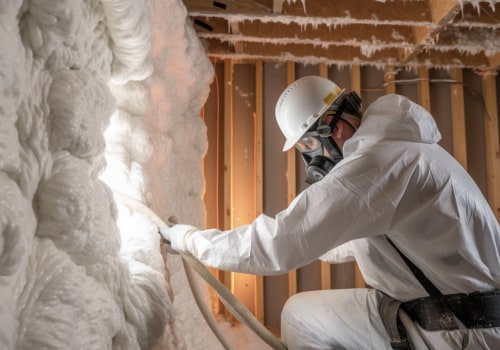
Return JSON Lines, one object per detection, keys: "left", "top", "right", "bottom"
{"left": 171, "top": 94, "right": 500, "bottom": 349}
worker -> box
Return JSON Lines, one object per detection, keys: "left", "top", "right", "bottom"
{"left": 160, "top": 76, "right": 500, "bottom": 349}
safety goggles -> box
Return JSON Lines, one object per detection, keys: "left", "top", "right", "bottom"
{"left": 295, "top": 132, "right": 322, "bottom": 155}
{"left": 294, "top": 112, "right": 337, "bottom": 155}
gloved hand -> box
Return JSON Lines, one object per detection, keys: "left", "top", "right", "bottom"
{"left": 159, "top": 225, "right": 179, "bottom": 255}
{"left": 159, "top": 224, "right": 199, "bottom": 254}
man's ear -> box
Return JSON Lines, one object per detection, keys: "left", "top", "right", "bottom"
{"left": 332, "top": 120, "right": 343, "bottom": 138}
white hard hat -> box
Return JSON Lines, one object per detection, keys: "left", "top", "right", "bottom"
{"left": 275, "top": 76, "right": 345, "bottom": 151}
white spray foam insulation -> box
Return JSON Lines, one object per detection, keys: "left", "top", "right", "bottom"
{"left": 0, "top": 0, "right": 210, "bottom": 348}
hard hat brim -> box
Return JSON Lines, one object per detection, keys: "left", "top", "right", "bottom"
{"left": 281, "top": 94, "right": 342, "bottom": 151}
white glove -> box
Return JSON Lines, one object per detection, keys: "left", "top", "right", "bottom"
{"left": 159, "top": 224, "right": 199, "bottom": 253}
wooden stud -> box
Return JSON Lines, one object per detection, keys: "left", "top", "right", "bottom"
{"left": 489, "top": 53, "right": 500, "bottom": 69}
{"left": 202, "top": 62, "right": 224, "bottom": 317}
{"left": 481, "top": 72, "right": 500, "bottom": 220}
{"left": 351, "top": 64, "right": 361, "bottom": 95}
{"left": 222, "top": 59, "right": 234, "bottom": 320}
{"left": 320, "top": 261, "right": 332, "bottom": 290}
{"left": 287, "top": 61, "right": 297, "bottom": 297}
{"left": 231, "top": 62, "right": 261, "bottom": 315}
{"left": 449, "top": 68, "right": 468, "bottom": 169}
{"left": 384, "top": 65, "right": 397, "bottom": 95}
{"left": 223, "top": 59, "right": 234, "bottom": 232}
{"left": 255, "top": 60, "right": 265, "bottom": 323}
{"left": 417, "top": 66, "right": 431, "bottom": 112}
{"left": 319, "top": 63, "right": 328, "bottom": 78}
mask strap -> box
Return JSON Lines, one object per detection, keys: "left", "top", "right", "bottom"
{"left": 339, "top": 116, "right": 358, "bottom": 132}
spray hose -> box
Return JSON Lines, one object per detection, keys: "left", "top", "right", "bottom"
{"left": 113, "top": 193, "right": 287, "bottom": 350}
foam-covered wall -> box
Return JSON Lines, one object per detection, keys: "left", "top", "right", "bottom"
{"left": 0, "top": 0, "right": 215, "bottom": 348}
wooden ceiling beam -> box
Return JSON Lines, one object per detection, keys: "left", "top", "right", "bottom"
{"left": 281, "top": 0, "right": 430, "bottom": 22}
{"left": 186, "top": 0, "right": 434, "bottom": 25}
{"left": 433, "top": 26, "right": 499, "bottom": 47}
{"left": 183, "top": 0, "right": 272, "bottom": 16}
{"left": 193, "top": 18, "right": 416, "bottom": 47}
{"left": 200, "top": 39, "right": 402, "bottom": 65}
{"left": 488, "top": 53, "right": 500, "bottom": 69}
{"left": 428, "top": 0, "right": 461, "bottom": 23}
{"left": 413, "top": 48, "right": 491, "bottom": 68}
{"left": 272, "top": 0, "right": 283, "bottom": 13}
{"left": 200, "top": 38, "right": 492, "bottom": 69}
{"left": 454, "top": 2, "right": 500, "bottom": 27}
{"left": 229, "top": 21, "right": 243, "bottom": 53}
{"left": 399, "top": 0, "right": 461, "bottom": 64}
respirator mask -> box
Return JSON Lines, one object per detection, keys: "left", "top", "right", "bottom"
{"left": 296, "top": 129, "right": 343, "bottom": 184}
{"left": 296, "top": 91, "right": 362, "bottom": 184}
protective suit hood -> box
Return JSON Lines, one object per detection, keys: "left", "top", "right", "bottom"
{"left": 344, "top": 94, "right": 442, "bottom": 156}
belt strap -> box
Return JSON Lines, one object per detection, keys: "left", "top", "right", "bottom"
{"left": 385, "top": 236, "right": 470, "bottom": 349}
{"left": 403, "top": 290, "right": 500, "bottom": 331}
{"left": 385, "top": 237, "right": 441, "bottom": 297}
{"left": 378, "top": 295, "right": 413, "bottom": 350}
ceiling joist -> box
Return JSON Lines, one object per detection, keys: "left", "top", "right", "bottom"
{"left": 399, "top": 0, "right": 462, "bottom": 63}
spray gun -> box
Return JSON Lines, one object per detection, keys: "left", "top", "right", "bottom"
{"left": 159, "top": 215, "right": 179, "bottom": 254}
{"left": 113, "top": 192, "right": 287, "bottom": 350}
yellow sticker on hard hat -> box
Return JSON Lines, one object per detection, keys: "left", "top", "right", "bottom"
{"left": 323, "top": 86, "right": 343, "bottom": 105}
